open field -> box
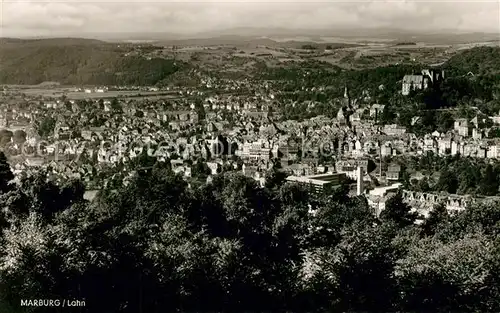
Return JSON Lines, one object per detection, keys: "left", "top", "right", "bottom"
{"left": 153, "top": 39, "right": 500, "bottom": 71}
{"left": 2, "top": 86, "right": 183, "bottom": 99}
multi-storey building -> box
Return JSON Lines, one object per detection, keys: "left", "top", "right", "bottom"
{"left": 402, "top": 69, "right": 444, "bottom": 96}
{"left": 286, "top": 173, "right": 347, "bottom": 193}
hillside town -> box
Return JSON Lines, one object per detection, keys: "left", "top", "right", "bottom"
{"left": 1, "top": 0, "right": 500, "bottom": 310}
{"left": 2, "top": 64, "right": 500, "bottom": 219}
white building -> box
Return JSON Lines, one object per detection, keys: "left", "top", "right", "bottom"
{"left": 402, "top": 69, "right": 444, "bottom": 96}
{"left": 454, "top": 119, "right": 470, "bottom": 137}
{"left": 487, "top": 144, "right": 500, "bottom": 159}
{"left": 381, "top": 143, "right": 392, "bottom": 158}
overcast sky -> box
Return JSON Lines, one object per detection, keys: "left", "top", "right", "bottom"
{"left": 1, "top": 0, "right": 499, "bottom": 37}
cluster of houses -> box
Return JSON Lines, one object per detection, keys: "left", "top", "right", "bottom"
{"left": 1, "top": 67, "right": 499, "bottom": 216}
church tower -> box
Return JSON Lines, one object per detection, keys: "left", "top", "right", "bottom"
{"left": 342, "top": 86, "right": 351, "bottom": 108}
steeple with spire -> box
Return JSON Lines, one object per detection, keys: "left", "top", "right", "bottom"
{"left": 340, "top": 86, "right": 353, "bottom": 125}
{"left": 342, "top": 86, "right": 351, "bottom": 108}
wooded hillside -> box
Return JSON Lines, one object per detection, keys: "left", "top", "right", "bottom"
{"left": 0, "top": 38, "right": 183, "bottom": 86}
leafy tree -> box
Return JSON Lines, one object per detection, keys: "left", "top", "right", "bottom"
{"left": 380, "top": 192, "right": 417, "bottom": 228}
{"left": 436, "top": 203, "right": 500, "bottom": 240}
{"left": 194, "top": 98, "right": 206, "bottom": 120}
{"left": 415, "top": 177, "right": 431, "bottom": 192}
{"left": 36, "top": 116, "right": 56, "bottom": 137}
{"left": 264, "top": 166, "right": 287, "bottom": 190}
{"left": 420, "top": 203, "right": 448, "bottom": 236}
{"left": 191, "top": 160, "right": 211, "bottom": 179}
{"left": 312, "top": 222, "right": 399, "bottom": 312}
{"left": 0, "top": 130, "right": 13, "bottom": 147}
{"left": 0, "top": 151, "right": 14, "bottom": 194}
{"left": 0, "top": 212, "right": 57, "bottom": 304}
{"left": 380, "top": 105, "right": 396, "bottom": 124}
{"left": 135, "top": 110, "right": 144, "bottom": 118}
{"left": 395, "top": 232, "right": 496, "bottom": 312}
{"left": 110, "top": 98, "right": 122, "bottom": 113}
{"left": 457, "top": 163, "right": 481, "bottom": 194}
{"left": 436, "top": 168, "right": 459, "bottom": 194}
{"left": 64, "top": 101, "right": 73, "bottom": 111}
{"left": 12, "top": 130, "right": 26, "bottom": 144}
{"left": 436, "top": 111, "right": 455, "bottom": 133}
{"left": 2, "top": 171, "right": 84, "bottom": 222}
{"left": 480, "top": 164, "right": 499, "bottom": 196}
{"left": 309, "top": 187, "right": 373, "bottom": 247}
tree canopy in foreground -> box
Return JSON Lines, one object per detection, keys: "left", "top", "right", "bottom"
{"left": 0, "top": 156, "right": 499, "bottom": 313}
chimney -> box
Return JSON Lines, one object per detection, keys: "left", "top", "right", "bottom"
{"left": 356, "top": 166, "right": 364, "bottom": 196}
{"left": 379, "top": 145, "right": 382, "bottom": 178}
{"left": 338, "top": 137, "right": 343, "bottom": 159}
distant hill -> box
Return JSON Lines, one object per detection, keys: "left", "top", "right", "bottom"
{"left": 158, "top": 35, "right": 360, "bottom": 49}
{"left": 0, "top": 38, "right": 183, "bottom": 86}
{"left": 193, "top": 28, "right": 500, "bottom": 44}
{"left": 0, "top": 37, "right": 106, "bottom": 46}
{"left": 399, "top": 33, "right": 500, "bottom": 45}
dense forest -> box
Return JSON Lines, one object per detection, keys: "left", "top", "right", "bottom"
{"left": 0, "top": 152, "right": 500, "bottom": 313}
{"left": 444, "top": 47, "right": 500, "bottom": 77}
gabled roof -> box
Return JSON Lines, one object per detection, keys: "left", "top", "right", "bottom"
{"left": 403, "top": 75, "right": 424, "bottom": 84}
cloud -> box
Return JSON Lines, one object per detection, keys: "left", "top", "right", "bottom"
{"left": 1, "top": 0, "right": 499, "bottom": 37}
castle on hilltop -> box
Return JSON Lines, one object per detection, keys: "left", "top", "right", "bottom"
{"left": 402, "top": 69, "right": 444, "bottom": 96}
